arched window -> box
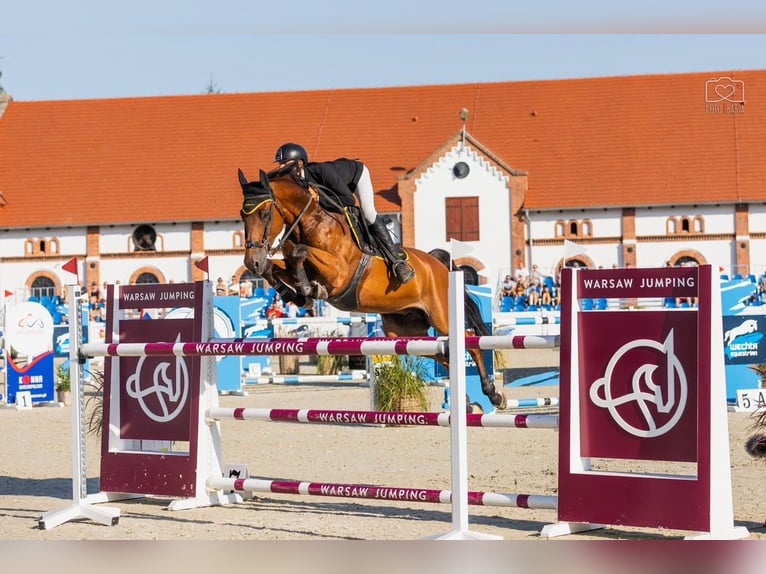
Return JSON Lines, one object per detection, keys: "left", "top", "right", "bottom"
{"left": 31, "top": 276, "right": 57, "bottom": 299}
{"left": 569, "top": 221, "right": 579, "bottom": 236}
{"left": 134, "top": 272, "right": 160, "bottom": 284}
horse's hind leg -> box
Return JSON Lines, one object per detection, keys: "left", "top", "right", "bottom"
{"left": 468, "top": 347, "right": 507, "bottom": 410}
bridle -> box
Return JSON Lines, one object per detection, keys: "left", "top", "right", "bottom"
{"left": 241, "top": 178, "right": 314, "bottom": 257}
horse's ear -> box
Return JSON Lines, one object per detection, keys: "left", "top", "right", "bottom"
{"left": 238, "top": 168, "right": 248, "bottom": 187}
{"left": 259, "top": 169, "right": 269, "bottom": 188}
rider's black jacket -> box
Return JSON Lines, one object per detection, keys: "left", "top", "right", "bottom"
{"left": 303, "top": 158, "right": 361, "bottom": 208}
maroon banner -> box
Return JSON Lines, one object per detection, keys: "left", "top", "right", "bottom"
{"left": 117, "top": 320, "right": 196, "bottom": 441}
{"left": 117, "top": 283, "right": 197, "bottom": 310}
{"left": 577, "top": 311, "right": 699, "bottom": 462}
{"left": 577, "top": 266, "right": 698, "bottom": 299}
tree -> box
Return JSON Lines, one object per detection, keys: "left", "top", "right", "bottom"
{"left": 203, "top": 74, "right": 221, "bottom": 95}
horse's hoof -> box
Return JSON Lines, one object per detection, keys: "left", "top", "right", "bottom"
{"left": 495, "top": 393, "right": 508, "bottom": 410}
{"left": 469, "top": 402, "right": 484, "bottom": 414}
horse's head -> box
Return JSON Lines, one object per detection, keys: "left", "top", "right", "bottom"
{"left": 239, "top": 168, "right": 285, "bottom": 275}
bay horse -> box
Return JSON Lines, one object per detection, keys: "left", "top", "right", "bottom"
{"left": 238, "top": 168, "right": 507, "bottom": 412}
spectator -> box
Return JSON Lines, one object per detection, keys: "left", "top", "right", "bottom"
{"left": 526, "top": 282, "right": 540, "bottom": 307}
{"left": 239, "top": 280, "right": 253, "bottom": 298}
{"left": 530, "top": 263, "right": 543, "bottom": 286}
{"left": 228, "top": 275, "right": 239, "bottom": 296}
{"left": 285, "top": 300, "right": 299, "bottom": 318}
{"left": 500, "top": 275, "right": 516, "bottom": 297}
{"left": 266, "top": 293, "right": 284, "bottom": 319}
{"left": 215, "top": 277, "right": 227, "bottom": 296}
{"left": 541, "top": 285, "right": 553, "bottom": 307}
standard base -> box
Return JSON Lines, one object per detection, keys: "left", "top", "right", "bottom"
{"left": 39, "top": 502, "right": 120, "bottom": 530}
{"left": 167, "top": 491, "right": 243, "bottom": 511}
{"left": 423, "top": 529, "right": 503, "bottom": 540}
{"left": 684, "top": 526, "right": 749, "bottom": 540}
{"left": 540, "top": 521, "right": 605, "bottom": 538}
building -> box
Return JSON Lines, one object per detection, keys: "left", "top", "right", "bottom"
{"left": 0, "top": 70, "right": 762, "bottom": 305}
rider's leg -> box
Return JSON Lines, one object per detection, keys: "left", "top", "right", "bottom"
{"left": 356, "top": 165, "right": 379, "bottom": 225}
{"left": 369, "top": 216, "right": 415, "bottom": 284}
{"left": 357, "top": 165, "right": 415, "bottom": 284}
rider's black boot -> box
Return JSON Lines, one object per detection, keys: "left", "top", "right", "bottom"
{"left": 369, "top": 217, "right": 415, "bottom": 284}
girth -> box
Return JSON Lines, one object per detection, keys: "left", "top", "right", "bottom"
{"left": 327, "top": 252, "right": 372, "bottom": 310}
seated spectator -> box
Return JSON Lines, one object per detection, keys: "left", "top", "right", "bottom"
{"left": 540, "top": 285, "right": 553, "bottom": 307}
{"left": 500, "top": 275, "right": 516, "bottom": 297}
{"left": 239, "top": 280, "right": 253, "bottom": 298}
{"left": 266, "top": 293, "right": 284, "bottom": 319}
{"left": 526, "top": 283, "right": 540, "bottom": 307}
{"left": 285, "top": 300, "right": 299, "bottom": 318}
{"left": 215, "top": 277, "right": 227, "bottom": 296}
{"left": 530, "top": 263, "right": 543, "bottom": 286}
{"left": 228, "top": 275, "right": 239, "bottom": 296}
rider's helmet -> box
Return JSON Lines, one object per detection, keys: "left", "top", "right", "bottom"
{"left": 274, "top": 143, "right": 308, "bottom": 165}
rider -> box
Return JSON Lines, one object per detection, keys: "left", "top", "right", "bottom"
{"left": 273, "top": 142, "right": 415, "bottom": 284}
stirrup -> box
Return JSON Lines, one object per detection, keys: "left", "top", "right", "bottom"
{"left": 393, "top": 260, "right": 414, "bottom": 284}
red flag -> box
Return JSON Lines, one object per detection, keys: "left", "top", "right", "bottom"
{"left": 195, "top": 256, "right": 209, "bottom": 274}
{"left": 3, "top": 289, "right": 12, "bottom": 298}
{"left": 62, "top": 258, "right": 78, "bottom": 280}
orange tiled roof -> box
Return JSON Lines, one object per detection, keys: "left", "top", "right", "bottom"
{"left": 0, "top": 70, "right": 762, "bottom": 230}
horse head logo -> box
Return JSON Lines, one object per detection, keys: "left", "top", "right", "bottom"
{"left": 589, "top": 329, "right": 688, "bottom": 438}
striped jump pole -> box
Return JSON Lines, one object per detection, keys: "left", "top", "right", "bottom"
{"left": 241, "top": 372, "right": 369, "bottom": 386}
{"left": 496, "top": 315, "right": 561, "bottom": 326}
{"left": 79, "top": 334, "right": 560, "bottom": 359}
{"left": 506, "top": 397, "right": 560, "bottom": 409}
{"left": 206, "top": 407, "right": 559, "bottom": 429}
{"left": 206, "top": 477, "right": 557, "bottom": 510}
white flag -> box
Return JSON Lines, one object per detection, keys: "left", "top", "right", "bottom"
{"left": 450, "top": 238, "right": 474, "bottom": 260}
{"left": 563, "top": 239, "right": 588, "bottom": 259}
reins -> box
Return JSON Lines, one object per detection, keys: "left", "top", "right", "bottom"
{"left": 242, "top": 175, "right": 315, "bottom": 256}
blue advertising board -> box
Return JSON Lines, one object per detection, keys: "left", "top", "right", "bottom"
{"left": 4, "top": 301, "right": 55, "bottom": 404}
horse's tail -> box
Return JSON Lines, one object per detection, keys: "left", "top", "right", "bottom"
{"left": 464, "top": 291, "right": 490, "bottom": 336}
{"left": 428, "top": 248, "right": 490, "bottom": 336}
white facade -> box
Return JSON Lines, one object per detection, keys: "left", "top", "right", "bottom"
{"left": 1, "top": 145, "right": 763, "bottom": 307}
{"left": 412, "top": 144, "right": 512, "bottom": 284}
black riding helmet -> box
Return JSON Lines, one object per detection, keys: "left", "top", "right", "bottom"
{"left": 274, "top": 143, "right": 308, "bottom": 164}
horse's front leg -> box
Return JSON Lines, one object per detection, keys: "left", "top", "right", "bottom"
{"left": 261, "top": 259, "right": 308, "bottom": 307}
{"left": 285, "top": 245, "right": 328, "bottom": 301}
{"left": 285, "top": 245, "right": 312, "bottom": 297}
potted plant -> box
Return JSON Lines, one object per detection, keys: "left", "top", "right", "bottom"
{"left": 373, "top": 355, "right": 429, "bottom": 412}
{"left": 55, "top": 363, "right": 71, "bottom": 405}
{"left": 748, "top": 363, "right": 766, "bottom": 389}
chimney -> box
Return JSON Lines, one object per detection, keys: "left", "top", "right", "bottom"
{"left": 0, "top": 92, "right": 12, "bottom": 119}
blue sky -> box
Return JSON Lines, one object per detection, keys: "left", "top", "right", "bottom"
{"left": 2, "top": 2, "right": 766, "bottom": 101}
